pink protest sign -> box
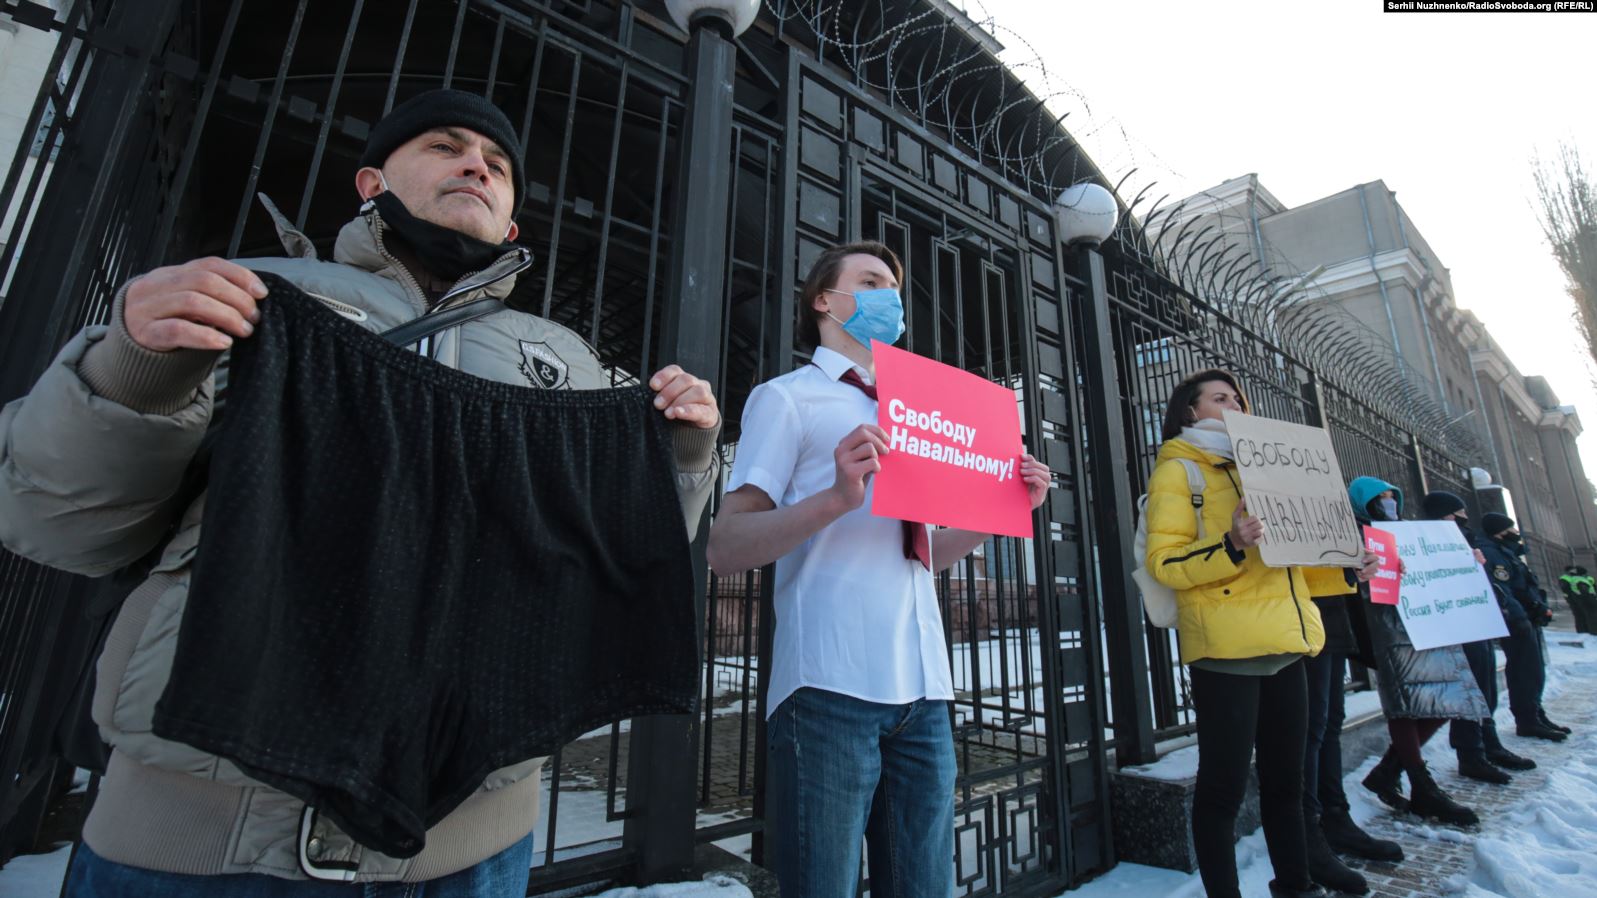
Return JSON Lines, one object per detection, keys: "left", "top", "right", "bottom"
{"left": 870, "top": 341, "right": 1033, "bottom": 538}
{"left": 1364, "top": 526, "right": 1401, "bottom": 605}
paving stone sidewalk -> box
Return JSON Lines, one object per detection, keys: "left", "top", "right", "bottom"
{"left": 1344, "top": 632, "right": 1595, "bottom": 898}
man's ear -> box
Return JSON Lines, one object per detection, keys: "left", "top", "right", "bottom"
{"left": 355, "top": 167, "right": 384, "bottom": 201}
{"left": 505, "top": 220, "right": 520, "bottom": 242}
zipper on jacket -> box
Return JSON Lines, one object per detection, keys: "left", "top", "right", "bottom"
{"left": 361, "top": 204, "right": 430, "bottom": 315}
{"left": 1288, "top": 570, "right": 1310, "bottom": 647}
{"left": 360, "top": 203, "right": 533, "bottom": 355}
{"left": 433, "top": 250, "right": 530, "bottom": 310}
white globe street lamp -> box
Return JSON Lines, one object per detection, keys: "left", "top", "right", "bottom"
{"left": 664, "top": 0, "right": 761, "bottom": 37}
{"left": 1053, "top": 182, "right": 1119, "bottom": 248}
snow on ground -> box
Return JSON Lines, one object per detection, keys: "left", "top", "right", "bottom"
{"left": 1060, "top": 634, "right": 1597, "bottom": 898}
{"left": 585, "top": 873, "right": 753, "bottom": 898}
{"left": 8, "top": 638, "right": 1593, "bottom": 897}
{"left": 0, "top": 842, "right": 70, "bottom": 898}
{"left": 0, "top": 845, "right": 754, "bottom": 898}
{"left": 1463, "top": 636, "right": 1597, "bottom": 898}
{"left": 1122, "top": 742, "right": 1200, "bottom": 782}
{"left": 1341, "top": 687, "right": 1384, "bottom": 724}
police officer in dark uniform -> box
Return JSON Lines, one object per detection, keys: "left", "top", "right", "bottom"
{"left": 1422, "top": 493, "right": 1537, "bottom": 780}
{"left": 1478, "top": 512, "right": 1571, "bottom": 741}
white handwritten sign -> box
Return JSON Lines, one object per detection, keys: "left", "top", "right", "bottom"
{"left": 1382, "top": 521, "right": 1508, "bottom": 650}
{"left": 1223, "top": 410, "right": 1362, "bottom": 568}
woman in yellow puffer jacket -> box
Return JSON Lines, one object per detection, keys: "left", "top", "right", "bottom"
{"left": 1146, "top": 369, "right": 1376, "bottom": 898}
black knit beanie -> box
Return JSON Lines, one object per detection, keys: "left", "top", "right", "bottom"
{"left": 359, "top": 89, "right": 525, "bottom": 216}
{"left": 1419, "top": 490, "right": 1466, "bottom": 520}
{"left": 1481, "top": 512, "right": 1516, "bottom": 536}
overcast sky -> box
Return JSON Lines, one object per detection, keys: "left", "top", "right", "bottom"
{"left": 969, "top": 0, "right": 1597, "bottom": 482}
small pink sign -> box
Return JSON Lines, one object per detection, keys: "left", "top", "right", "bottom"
{"left": 870, "top": 342, "right": 1033, "bottom": 538}
{"left": 1364, "top": 526, "right": 1401, "bottom": 606}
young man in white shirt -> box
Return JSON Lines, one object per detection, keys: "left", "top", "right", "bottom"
{"left": 706, "top": 241, "right": 1052, "bottom": 897}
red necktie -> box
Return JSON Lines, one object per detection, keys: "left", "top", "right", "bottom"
{"left": 837, "top": 368, "right": 931, "bottom": 571}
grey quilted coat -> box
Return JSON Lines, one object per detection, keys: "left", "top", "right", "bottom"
{"left": 0, "top": 199, "right": 719, "bottom": 882}
{"left": 1349, "top": 476, "right": 1487, "bottom": 721}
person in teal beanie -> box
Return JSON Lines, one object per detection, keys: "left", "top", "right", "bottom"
{"left": 1348, "top": 476, "right": 1485, "bottom": 827}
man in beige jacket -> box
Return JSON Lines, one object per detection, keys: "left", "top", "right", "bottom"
{"left": 0, "top": 89, "right": 719, "bottom": 895}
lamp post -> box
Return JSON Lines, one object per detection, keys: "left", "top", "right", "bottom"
{"left": 624, "top": 0, "right": 757, "bottom": 883}
{"left": 1055, "top": 182, "right": 1157, "bottom": 766}
{"left": 656, "top": 0, "right": 758, "bottom": 378}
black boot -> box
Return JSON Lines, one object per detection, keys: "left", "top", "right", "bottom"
{"left": 1361, "top": 750, "right": 1408, "bottom": 812}
{"left": 1475, "top": 728, "right": 1539, "bottom": 770}
{"left": 1517, "top": 720, "right": 1569, "bottom": 742}
{"left": 1321, "top": 806, "right": 1404, "bottom": 862}
{"left": 1457, "top": 754, "right": 1511, "bottom": 784}
{"left": 1538, "top": 709, "right": 1573, "bottom": 734}
{"left": 1407, "top": 765, "right": 1479, "bottom": 826}
{"left": 1269, "top": 880, "right": 1329, "bottom": 898}
{"left": 1305, "top": 814, "right": 1370, "bottom": 895}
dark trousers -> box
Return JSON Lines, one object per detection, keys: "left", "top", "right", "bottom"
{"left": 1302, "top": 650, "right": 1349, "bottom": 816}
{"left": 1192, "top": 660, "right": 1310, "bottom": 898}
{"left": 1449, "top": 639, "right": 1501, "bottom": 757}
{"left": 1500, "top": 625, "right": 1546, "bottom": 726}
{"left": 1569, "top": 592, "right": 1597, "bottom": 634}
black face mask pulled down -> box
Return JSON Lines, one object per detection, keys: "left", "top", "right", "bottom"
{"left": 370, "top": 190, "right": 517, "bottom": 286}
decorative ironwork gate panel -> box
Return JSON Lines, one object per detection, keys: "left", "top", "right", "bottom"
{"left": 0, "top": 1, "right": 786, "bottom": 889}
{"left": 0, "top": 1, "right": 1498, "bottom": 891}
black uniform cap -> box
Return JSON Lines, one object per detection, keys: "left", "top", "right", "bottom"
{"left": 1481, "top": 512, "right": 1516, "bottom": 536}
{"left": 1419, "top": 490, "right": 1466, "bottom": 520}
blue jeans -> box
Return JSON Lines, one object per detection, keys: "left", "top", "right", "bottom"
{"left": 765, "top": 687, "right": 956, "bottom": 898}
{"left": 65, "top": 832, "right": 534, "bottom": 897}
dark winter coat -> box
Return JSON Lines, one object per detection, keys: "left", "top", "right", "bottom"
{"left": 1479, "top": 536, "right": 1547, "bottom": 628}
{"left": 1348, "top": 476, "right": 1489, "bottom": 721}
{"left": 1311, "top": 594, "right": 1358, "bottom": 656}
{"left": 1463, "top": 528, "right": 1529, "bottom": 630}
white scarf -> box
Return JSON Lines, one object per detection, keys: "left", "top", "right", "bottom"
{"left": 1177, "top": 417, "right": 1234, "bottom": 460}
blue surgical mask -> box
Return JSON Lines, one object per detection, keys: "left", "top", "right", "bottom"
{"left": 825, "top": 287, "right": 905, "bottom": 348}
{"left": 1377, "top": 497, "right": 1398, "bottom": 521}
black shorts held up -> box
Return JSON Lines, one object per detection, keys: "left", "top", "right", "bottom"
{"left": 153, "top": 277, "right": 698, "bottom": 858}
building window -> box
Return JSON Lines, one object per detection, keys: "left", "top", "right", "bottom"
{"left": 1135, "top": 337, "right": 1173, "bottom": 368}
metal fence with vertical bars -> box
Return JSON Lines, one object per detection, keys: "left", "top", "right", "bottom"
{"left": 0, "top": 0, "right": 1501, "bottom": 894}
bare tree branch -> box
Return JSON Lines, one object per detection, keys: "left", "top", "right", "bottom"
{"left": 1533, "top": 142, "right": 1597, "bottom": 392}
